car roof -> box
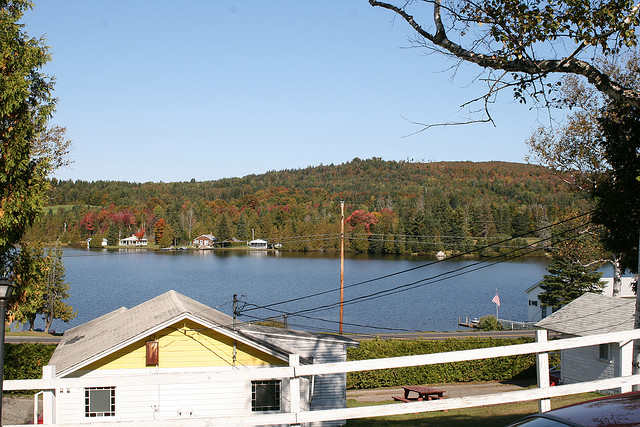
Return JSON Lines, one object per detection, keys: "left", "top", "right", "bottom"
{"left": 512, "top": 392, "right": 640, "bottom": 427}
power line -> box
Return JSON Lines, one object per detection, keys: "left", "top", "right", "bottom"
{"left": 285, "top": 219, "right": 590, "bottom": 318}
{"left": 242, "top": 211, "right": 593, "bottom": 314}
{"left": 236, "top": 216, "right": 591, "bottom": 332}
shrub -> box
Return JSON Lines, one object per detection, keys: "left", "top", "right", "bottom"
{"left": 346, "top": 337, "right": 536, "bottom": 389}
{"left": 4, "top": 343, "right": 56, "bottom": 385}
{"left": 477, "top": 315, "right": 503, "bottom": 331}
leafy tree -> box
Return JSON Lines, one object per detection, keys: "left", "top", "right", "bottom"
{"left": 41, "top": 244, "right": 75, "bottom": 333}
{"left": 8, "top": 242, "right": 48, "bottom": 330}
{"left": 526, "top": 55, "right": 639, "bottom": 289}
{"left": 539, "top": 256, "right": 604, "bottom": 309}
{"left": 159, "top": 221, "right": 174, "bottom": 247}
{"left": 0, "top": 0, "right": 58, "bottom": 265}
{"left": 592, "top": 101, "right": 640, "bottom": 274}
{"left": 369, "top": 0, "right": 640, "bottom": 118}
{"left": 89, "top": 233, "right": 104, "bottom": 249}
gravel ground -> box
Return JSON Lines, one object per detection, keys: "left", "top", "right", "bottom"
{"left": 2, "top": 395, "right": 40, "bottom": 426}
{"left": 347, "top": 379, "right": 535, "bottom": 402}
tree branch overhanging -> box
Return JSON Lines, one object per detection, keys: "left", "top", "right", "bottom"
{"left": 369, "top": 0, "right": 640, "bottom": 108}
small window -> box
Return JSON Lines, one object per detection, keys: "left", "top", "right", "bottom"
{"left": 85, "top": 387, "right": 115, "bottom": 417}
{"left": 599, "top": 343, "right": 612, "bottom": 361}
{"left": 251, "top": 380, "right": 281, "bottom": 412}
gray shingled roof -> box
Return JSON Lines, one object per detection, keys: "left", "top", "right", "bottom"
{"left": 536, "top": 293, "right": 635, "bottom": 336}
{"left": 49, "top": 290, "right": 355, "bottom": 377}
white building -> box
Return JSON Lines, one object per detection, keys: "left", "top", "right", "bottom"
{"left": 525, "top": 277, "right": 636, "bottom": 322}
{"left": 118, "top": 235, "right": 148, "bottom": 247}
{"left": 536, "top": 293, "right": 635, "bottom": 389}
{"left": 42, "top": 290, "right": 356, "bottom": 425}
{"left": 248, "top": 239, "right": 268, "bottom": 249}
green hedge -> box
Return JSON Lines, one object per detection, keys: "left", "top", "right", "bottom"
{"left": 347, "top": 337, "right": 543, "bottom": 389}
{"left": 4, "top": 343, "right": 56, "bottom": 381}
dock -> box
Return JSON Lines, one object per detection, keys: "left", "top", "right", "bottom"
{"left": 458, "top": 316, "right": 479, "bottom": 328}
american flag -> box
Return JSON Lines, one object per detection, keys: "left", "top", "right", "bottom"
{"left": 492, "top": 293, "right": 501, "bottom": 307}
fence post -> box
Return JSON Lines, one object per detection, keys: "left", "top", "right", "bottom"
{"left": 617, "top": 340, "right": 633, "bottom": 394}
{"left": 535, "top": 330, "right": 551, "bottom": 413}
{"left": 42, "top": 365, "right": 56, "bottom": 424}
{"left": 289, "top": 353, "right": 300, "bottom": 424}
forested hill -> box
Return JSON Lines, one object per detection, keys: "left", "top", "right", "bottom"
{"left": 33, "top": 158, "right": 590, "bottom": 255}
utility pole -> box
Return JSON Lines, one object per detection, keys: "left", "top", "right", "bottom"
{"left": 232, "top": 294, "right": 238, "bottom": 366}
{"left": 232, "top": 294, "right": 238, "bottom": 330}
{"left": 340, "top": 201, "right": 344, "bottom": 334}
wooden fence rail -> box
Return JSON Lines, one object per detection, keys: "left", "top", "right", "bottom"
{"left": 5, "top": 329, "right": 640, "bottom": 426}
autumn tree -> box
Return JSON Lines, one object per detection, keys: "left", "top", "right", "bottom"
{"left": 154, "top": 218, "right": 166, "bottom": 244}
{"left": 526, "top": 55, "right": 639, "bottom": 288}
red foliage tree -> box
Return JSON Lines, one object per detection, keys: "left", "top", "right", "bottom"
{"left": 154, "top": 218, "right": 166, "bottom": 244}
{"left": 79, "top": 212, "right": 96, "bottom": 236}
{"left": 345, "top": 210, "right": 380, "bottom": 233}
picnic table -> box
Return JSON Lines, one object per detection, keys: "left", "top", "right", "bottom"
{"left": 392, "top": 385, "right": 445, "bottom": 403}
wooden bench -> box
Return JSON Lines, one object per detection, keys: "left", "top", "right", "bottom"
{"left": 393, "top": 385, "right": 445, "bottom": 402}
{"left": 392, "top": 395, "right": 413, "bottom": 403}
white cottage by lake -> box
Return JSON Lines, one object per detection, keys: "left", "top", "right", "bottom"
{"left": 248, "top": 239, "right": 268, "bottom": 249}
{"left": 42, "top": 290, "right": 357, "bottom": 425}
{"left": 525, "top": 277, "right": 635, "bottom": 322}
{"left": 118, "top": 235, "right": 148, "bottom": 247}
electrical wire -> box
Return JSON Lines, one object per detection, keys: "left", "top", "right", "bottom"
{"left": 236, "top": 216, "right": 592, "bottom": 331}
{"left": 242, "top": 211, "right": 594, "bottom": 314}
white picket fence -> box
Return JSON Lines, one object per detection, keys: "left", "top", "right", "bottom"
{"left": 5, "top": 329, "right": 640, "bottom": 426}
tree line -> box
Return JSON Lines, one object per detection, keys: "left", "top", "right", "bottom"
{"left": 25, "top": 159, "right": 590, "bottom": 256}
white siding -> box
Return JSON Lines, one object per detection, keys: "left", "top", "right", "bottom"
{"left": 250, "top": 334, "right": 350, "bottom": 426}
{"left": 561, "top": 345, "right": 617, "bottom": 392}
{"left": 54, "top": 358, "right": 342, "bottom": 425}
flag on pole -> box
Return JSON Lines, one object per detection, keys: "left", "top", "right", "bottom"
{"left": 492, "top": 292, "right": 501, "bottom": 307}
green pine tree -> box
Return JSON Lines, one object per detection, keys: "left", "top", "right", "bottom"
{"left": 42, "top": 244, "right": 76, "bottom": 333}
{"left": 539, "top": 256, "right": 604, "bottom": 310}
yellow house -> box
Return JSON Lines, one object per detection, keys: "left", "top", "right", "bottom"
{"left": 44, "top": 290, "right": 356, "bottom": 425}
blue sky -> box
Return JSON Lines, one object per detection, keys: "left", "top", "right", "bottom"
{"left": 23, "top": 1, "right": 549, "bottom": 183}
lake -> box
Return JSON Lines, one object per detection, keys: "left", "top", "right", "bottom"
{"left": 41, "top": 248, "right": 551, "bottom": 334}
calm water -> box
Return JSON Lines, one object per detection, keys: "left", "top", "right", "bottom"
{"left": 40, "top": 249, "right": 550, "bottom": 334}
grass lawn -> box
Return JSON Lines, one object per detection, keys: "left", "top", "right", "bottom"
{"left": 6, "top": 331, "right": 56, "bottom": 337}
{"left": 345, "top": 393, "right": 600, "bottom": 426}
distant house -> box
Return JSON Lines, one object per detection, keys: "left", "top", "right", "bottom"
{"left": 525, "top": 277, "right": 635, "bottom": 322}
{"left": 222, "top": 237, "right": 242, "bottom": 247}
{"left": 44, "top": 290, "right": 357, "bottom": 424}
{"left": 193, "top": 234, "right": 218, "bottom": 248}
{"left": 536, "top": 293, "right": 635, "bottom": 388}
{"left": 119, "top": 235, "right": 148, "bottom": 247}
{"left": 248, "top": 239, "right": 268, "bottom": 249}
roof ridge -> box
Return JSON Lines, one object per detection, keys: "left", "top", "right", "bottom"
{"left": 167, "top": 289, "right": 189, "bottom": 314}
